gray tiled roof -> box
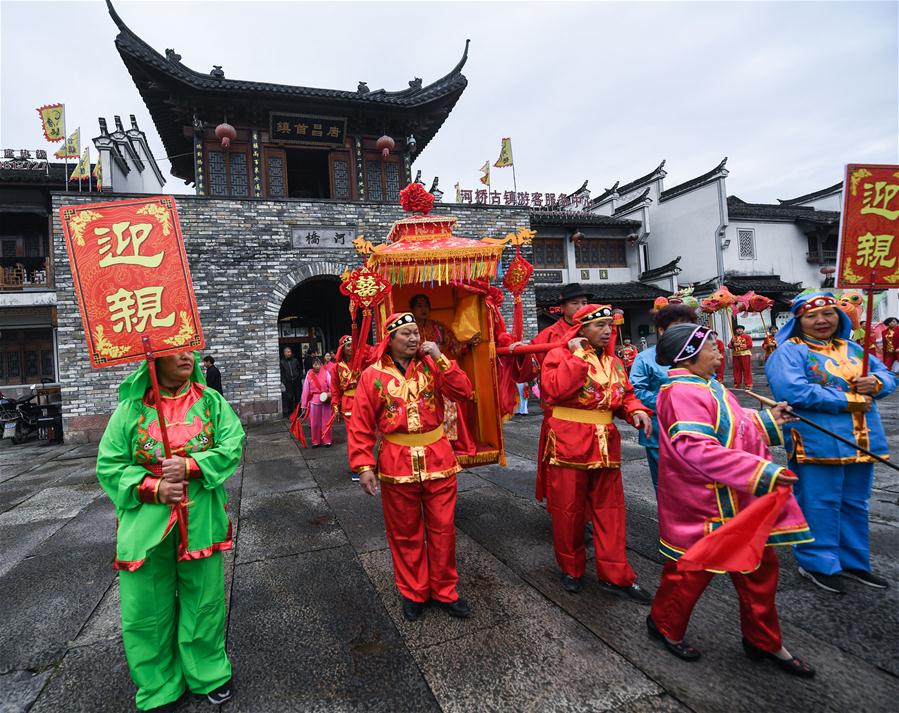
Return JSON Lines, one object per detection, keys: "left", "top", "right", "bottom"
{"left": 535, "top": 282, "right": 669, "bottom": 305}
{"left": 727, "top": 196, "right": 839, "bottom": 225}
{"left": 106, "top": 0, "right": 469, "bottom": 181}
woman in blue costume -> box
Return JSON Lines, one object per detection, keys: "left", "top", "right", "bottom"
{"left": 766, "top": 292, "right": 895, "bottom": 594}
{"left": 629, "top": 304, "right": 698, "bottom": 492}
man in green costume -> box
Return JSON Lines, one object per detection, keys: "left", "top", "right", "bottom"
{"left": 97, "top": 351, "right": 245, "bottom": 711}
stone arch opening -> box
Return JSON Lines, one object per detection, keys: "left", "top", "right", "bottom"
{"left": 277, "top": 276, "right": 351, "bottom": 357}
{"left": 267, "top": 260, "right": 354, "bottom": 415}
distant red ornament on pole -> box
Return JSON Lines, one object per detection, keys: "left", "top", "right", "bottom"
{"left": 376, "top": 135, "right": 395, "bottom": 159}
{"left": 215, "top": 122, "right": 236, "bottom": 148}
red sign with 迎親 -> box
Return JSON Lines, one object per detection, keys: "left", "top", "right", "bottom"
{"left": 837, "top": 164, "right": 899, "bottom": 289}
{"left": 59, "top": 196, "right": 205, "bottom": 368}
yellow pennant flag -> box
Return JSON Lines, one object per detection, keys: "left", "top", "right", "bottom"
{"left": 92, "top": 157, "right": 103, "bottom": 190}
{"left": 55, "top": 128, "right": 80, "bottom": 159}
{"left": 479, "top": 160, "right": 490, "bottom": 186}
{"left": 36, "top": 103, "right": 65, "bottom": 142}
{"left": 70, "top": 148, "right": 90, "bottom": 181}
{"left": 494, "top": 138, "right": 513, "bottom": 168}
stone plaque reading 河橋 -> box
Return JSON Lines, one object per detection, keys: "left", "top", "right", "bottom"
{"left": 290, "top": 226, "right": 357, "bottom": 249}
{"left": 270, "top": 113, "right": 347, "bottom": 147}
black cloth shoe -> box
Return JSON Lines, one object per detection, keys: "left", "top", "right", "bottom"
{"left": 646, "top": 616, "right": 701, "bottom": 661}
{"left": 839, "top": 569, "right": 890, "bottom": 589}
{"left": 561, "top": 574, "right": 583, "bottom": 593}
{"left": 440, "top": 598, "right": 472, "bottom": 618}
{"left": 742, "top": 638, "right": 815, "bottom": 678}
{"left": 798, "top": 567, "right": 846, "bottom": 594}
{"left": 599, "top": 581, "right": 653, "bottom": 605}
{"left": 402, "top": 597, "right": 426, "bottom": 622}
{"left": 205, "top": 679, "right": 234, "bottom": 705}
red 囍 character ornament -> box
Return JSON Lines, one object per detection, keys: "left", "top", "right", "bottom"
{"left": 340, "top": 267, "right": 392, "bottom": 371}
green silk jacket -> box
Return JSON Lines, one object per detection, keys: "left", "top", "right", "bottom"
{"left": 96, "top": 356, "right": 245, "bottom": 570}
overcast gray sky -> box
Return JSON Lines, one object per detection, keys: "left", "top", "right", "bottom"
{"left": 2, "top": 0, "right": 897, "bottom": 202}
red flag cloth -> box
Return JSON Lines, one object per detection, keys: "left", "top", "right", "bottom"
{"left": 677, "top": 487, "right": 791, "bottom": 573}
{"left": 288, "top": 403, "right": 307, "bottom": 448}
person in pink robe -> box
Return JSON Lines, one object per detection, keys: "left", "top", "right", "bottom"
{"left": 301, "top": 358, "right": 332, "bottom": 447}
{"left": 647, "top": 323, "right": 815, "bottom": 677}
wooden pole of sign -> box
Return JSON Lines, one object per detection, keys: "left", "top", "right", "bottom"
{"left": 743, "top": 389, "right": 899, "bottom": 474}
{"left": 141, "top": 336, "right": 189, "bottom": 511}
{"left": 142, "top": 336, "right": 172, "bottom": 458}
{"left": 860, "top": 273, "right": 876, "bottom": 377}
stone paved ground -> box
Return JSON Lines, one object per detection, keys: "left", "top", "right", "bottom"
{"left": 1, "top": 369, "right": 897, "bottom": 713}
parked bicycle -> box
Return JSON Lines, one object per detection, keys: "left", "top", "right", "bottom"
{"left": 0, "top": 380, "right": 63, "bottom": 445}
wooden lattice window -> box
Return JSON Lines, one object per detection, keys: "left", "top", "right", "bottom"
{"left": 206, "top": 144, "right": 250, "bottom": 197}
{"left": 575, "top": 239, "right": 627, "bottom": 267}
{"left": 364, "top": 156, "right": 403, "bottom": 202}
{"left": 532, "top": 238, "right": 566, "bottom": 268}
{"left": 738, "top": 229, "right": 755, "bottom": 259}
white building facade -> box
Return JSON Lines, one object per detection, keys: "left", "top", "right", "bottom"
{"left": 581, "top": 162, "right": 897, "bottom": 336}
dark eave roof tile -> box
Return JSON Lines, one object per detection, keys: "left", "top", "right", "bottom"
{"left": 536, "top": 282, "right": 670, "bottom": 305}
{"left": 613, "top": 187, "right": 651, "bottom": 215}
{"left": 529, "top": 209, "right": 640, "bottom": 227}
{"left": 639, "top": 256, "right": 682, "bottom": 282}
{"left": 617, "top": 160, "right": 666, "bottom": 195}
{"left": 659, "top": 157, "right": 728, "bottom": 202}
{"left": 777, "top": 181, "right": 843, "bottom": 205}
{"left": 727, "top": 196, "right": 839, "bottom": 225}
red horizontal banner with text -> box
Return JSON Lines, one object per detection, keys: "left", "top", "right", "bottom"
{"left": 59, "top": 196, "right": 204, "bottom": 368}
{"left": 837, "top": 164, "right": 899, "bottom": 289}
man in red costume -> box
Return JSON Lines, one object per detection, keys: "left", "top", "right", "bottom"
{"left": 729, "top": 324, "right": 754, "bottom": 388}
{"left": 348, "top": 312, "right": 474, "bottom": 622}
{"left": 333, "top": 335, "right": 372, "bottom": 480}
{"left": 761, "top": 327, "right": 778, "bottom": 362}
{"left": 531, "top": 283, "right": 593, "bottom": 363}
{"left": 539, "top": 304, "right": 654, "bottom": 603}
{"left": 619, "top": 337, "right": 639, "bottom": 374}
{"left": 710, "top": 330, "right": 726, "bottom": 382}
{"left": 882, "top": 317, "right": 898, "bottom": 370}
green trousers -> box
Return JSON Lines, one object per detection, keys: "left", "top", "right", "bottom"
{"left": 118, "top": 531, "right": 232, "bottom": 710}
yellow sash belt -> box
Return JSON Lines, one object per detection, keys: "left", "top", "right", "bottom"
{"left": 383, "top": 425, "right": 445, "bottom": 447}
{"left": 550, "top": 406, "right": 612, "bottom": 425}
{"left": 343, "top": 389, "right": 357, "bottom": 397}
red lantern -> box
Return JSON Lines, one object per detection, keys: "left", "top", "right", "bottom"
{"left": 215, "top": 122, "right": 237, "bottom": 148}
{"left": 376, "top": 135, "right": 395, "bottom": 159}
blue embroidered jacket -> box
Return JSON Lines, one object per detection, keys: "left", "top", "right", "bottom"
{"left": 766, "top": 337, "right": 895, "bottom": 464}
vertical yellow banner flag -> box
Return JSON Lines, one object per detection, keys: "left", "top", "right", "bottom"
{"left": 70, "top": 148, "right": 90, "bottom": 181}
{"left": 55, "top": 128, "right": 80, "bottom": 159}
{"left": 92, "top": 157, "right": 103, "bottom": 190}
{"left": 37, "top": 103, "right": 65, "bottom": 142}
{"left": 479, "top": 161, "right": 490, "bottom": 186}
{"left": 494, "top": 138, "right": 513, "bottom": 168}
